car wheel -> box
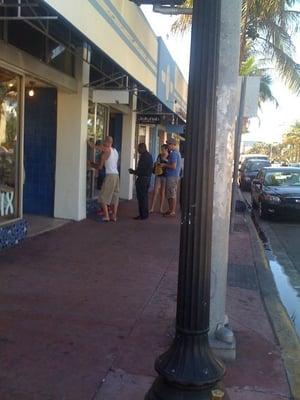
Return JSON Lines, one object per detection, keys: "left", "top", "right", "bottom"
{"left": 258, "top": 201, "right": 269, "bottom": 219}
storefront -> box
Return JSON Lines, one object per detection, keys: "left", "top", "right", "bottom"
{"left": 0, "top": 0, "right": 188, "bottom": 250}
{"left": 0, "top": 66, "right": 27, "bottom": 248}
{"left": 86, "top": 101, "right": 110, "bottom": 206}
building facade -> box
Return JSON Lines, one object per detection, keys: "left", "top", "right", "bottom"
{"left": 0, "top": 0, "right": 187, "bottom": 249}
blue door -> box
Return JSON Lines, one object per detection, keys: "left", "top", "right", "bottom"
{"left": 23, "top": 88, "right": 57, "bottom": 217}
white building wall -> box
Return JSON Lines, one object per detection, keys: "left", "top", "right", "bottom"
{"left": 44, "top": 0, "right": 158, "bottom": 93}
{"left": 54, "top": 50, "right": 90, "bottom": 221}
{"left": 120, "top": 96, "right": 137, "bottom": 200}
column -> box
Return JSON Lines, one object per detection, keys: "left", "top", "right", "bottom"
{"left": 146, "top": 1, "right": 224, "bottom": 398}
{"left": 54, "top": 48, "right": 90, "bottom": 221}
{"left": 120, "top": 95, "right": 137, "bottom": 200}
{"left": 209, "top": 0, "right": 242, "bottom": 356}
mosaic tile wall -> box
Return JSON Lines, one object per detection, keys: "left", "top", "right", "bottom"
{"left": 0, "top": 219, "right": 28, "bottom": 250}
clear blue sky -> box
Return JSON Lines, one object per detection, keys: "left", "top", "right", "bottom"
{"left": 141, "top": 4, "right": 300, "bottom": 144}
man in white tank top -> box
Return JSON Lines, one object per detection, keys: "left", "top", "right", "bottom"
{"left": 97, "top": 136, "right": 120, "bottom": 222}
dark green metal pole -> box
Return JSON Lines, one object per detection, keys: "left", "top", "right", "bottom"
{"left": 145, "top": 1, "right": 225, "bottom": 398}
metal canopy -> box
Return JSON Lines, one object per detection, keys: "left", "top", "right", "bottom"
{"left": 0, "top": 0, "right": 57, "bottom": 20}
{"left": 0, "top": 0, "right": 185, "bottom": 123}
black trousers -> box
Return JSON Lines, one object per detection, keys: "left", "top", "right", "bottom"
{"left": 136, "top": 176, "right": 151, "bottom": 219}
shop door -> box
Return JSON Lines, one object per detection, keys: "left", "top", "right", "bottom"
{"left": 23, "top": 88, "right": 57, "bottom": 216}
{"left": 109, "top": 113, "right": 123, "bottom": 174}
{"left": 109, "top": 113, "right": 123, "bottom": 154}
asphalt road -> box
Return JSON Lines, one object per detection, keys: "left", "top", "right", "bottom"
{"left": 262, "top": 219, "right": 300, "bottom": 273}
{"left": 243, "top": 191, "right": 300, "bottom": 274}
{"left": 242, "top": 190, "right": 300, "bottom": 336}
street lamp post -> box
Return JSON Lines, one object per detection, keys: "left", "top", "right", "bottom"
{"left": 145, "top": 1, "right": 225, "bottom": 399}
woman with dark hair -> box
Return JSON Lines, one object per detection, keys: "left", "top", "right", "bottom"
{"left": 150, "top": 144, "right": 169, "bottom": 213}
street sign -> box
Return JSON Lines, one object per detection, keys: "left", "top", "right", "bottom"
{"left": 130, "top": 1, "right": 185, "bottom": 5}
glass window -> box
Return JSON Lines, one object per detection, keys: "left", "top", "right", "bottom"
{"left": 264, "top": 170, "right": 300, "bottom": 187}
{"left": 246, "top": 160, "right": 271, "bottom": 171}
{"left": 138, "top": 126, "right": 147, "bottom": 144}
{"left": 86, "top": 101, "right": 109, "bottom": 201}
{"left": 0, "top": 68, "right": 21, "bottom": 224}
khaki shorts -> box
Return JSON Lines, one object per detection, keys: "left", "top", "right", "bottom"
{"left": 99, "top": 174, "right": 120, "bottom": 206}
{"left": 166, "top": 176, "right": 179, "bottom": 199}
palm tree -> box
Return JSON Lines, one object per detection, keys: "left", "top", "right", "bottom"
{"left": 283, "top": 121, "right": 300, "bottom": 161}
{"left": 172, "top": 0, "right": 300, "bottom": 94}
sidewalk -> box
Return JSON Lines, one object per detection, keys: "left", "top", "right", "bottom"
{"left": 0, "top": 200, "right": 292, "bottom": 400}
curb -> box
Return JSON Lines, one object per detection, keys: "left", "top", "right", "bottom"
{"left": 245, "top": 211, "right": 300, "bottom": 400}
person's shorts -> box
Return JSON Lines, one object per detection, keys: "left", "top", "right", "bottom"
{"left": 154, "top": 175, "right": 166, "bottom": 189}
{"left": 166, "top": 176, "right": 179, "bottom": 199}
{"left": 99, "top": 174, "right": 120, "bottom": 205}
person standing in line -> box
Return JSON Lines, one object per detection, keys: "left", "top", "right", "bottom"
{"left": 149, "top": 144, "right": 169, "bottom": 214}
{"left": 129, "top": 143, "right": 153, "bottom": 220}
{"left": 160, "top": 138, "right": 181, "bottom": 217}
{"left": 92, "top": 136, "right": 119, "bottom": 222}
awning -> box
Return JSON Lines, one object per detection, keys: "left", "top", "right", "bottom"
{"left": 165, "top": 123, "right": 186, "bottom": 135}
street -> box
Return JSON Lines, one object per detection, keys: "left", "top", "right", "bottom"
{"left": 243, "top": 191, "right": 300, "bottom": 336}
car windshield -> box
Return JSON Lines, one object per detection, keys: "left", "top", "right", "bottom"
{"left": 246, "top": 160, "right": 270, "bottom": 171}
{"left": 264, "top": 171, "right": 300, "bottom": 186}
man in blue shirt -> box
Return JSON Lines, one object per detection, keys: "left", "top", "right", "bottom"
{"left": 161, "top": 138, "right": 182, "bottom": 217}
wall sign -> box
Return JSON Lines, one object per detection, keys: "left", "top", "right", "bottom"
{"left": 0, "top": 191, "right": 14, "bottom": 217}
{"left": 137, "top": 114, "right": 161, "bottom": 124}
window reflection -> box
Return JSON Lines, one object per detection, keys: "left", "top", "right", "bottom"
{"left": 0, "top": 68, "right": 20, "bottom": 223}
{"left": 86, "top": 101, "right": 109, "bottom": 201}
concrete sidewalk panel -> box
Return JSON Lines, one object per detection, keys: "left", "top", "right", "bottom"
{"left": 94, "top": 369, "right": 154, "bottom": 400}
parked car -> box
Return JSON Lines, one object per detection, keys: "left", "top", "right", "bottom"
{"left": 239, "top": 158, "right": 271, "bottom": 191}
{"left": 251, "top": 167, "right": 300, "bottom": 218}
{"left": 239, "top": 153, "right": 269, "bottom": 165}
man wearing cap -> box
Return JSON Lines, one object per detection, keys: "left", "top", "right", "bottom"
{"left": 161, "top": 138, "right": 182, "bottom": 217}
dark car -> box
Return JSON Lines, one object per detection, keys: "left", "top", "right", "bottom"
{"left": 251, "top": 167, "right": 300, "bottom": 218}
{"left": 239, "top": 158, "right": 271, "bottom": 191}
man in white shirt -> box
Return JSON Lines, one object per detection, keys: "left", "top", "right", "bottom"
{"left": 92, "top": 136, "right": 119, "bottom": 222}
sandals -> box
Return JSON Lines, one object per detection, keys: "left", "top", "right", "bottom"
{"left": 163, "top": 211, "right": 176, "bottom": 217}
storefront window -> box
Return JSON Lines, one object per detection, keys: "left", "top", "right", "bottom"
{"left": 86, "top": 101, "right": 109, "bottom": 200}
{"left": 0, "top": 68, "right": 21, "bottom": 224}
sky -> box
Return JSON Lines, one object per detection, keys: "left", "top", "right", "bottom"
{"left": 141, "top": 4, "right": 300, "bottom": 145}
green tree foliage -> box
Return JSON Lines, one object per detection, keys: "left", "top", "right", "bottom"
{"left": 282, "top": 121, "right": 300, "bottom": 161}
{"left": 247, "top": 121, "right": 300, "bottom": 162}
{"left": 172, "top": 0, "right": 300, "bottom": 94}
{"left": 246, "top": 141, "right": 272, "bottom": 155}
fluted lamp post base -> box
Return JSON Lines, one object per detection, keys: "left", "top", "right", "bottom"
{"left": 146, "top": 333, "right": 225, "bottom": 399}
{"left": 146, "top": 378, "right": 216, "bottom": 400}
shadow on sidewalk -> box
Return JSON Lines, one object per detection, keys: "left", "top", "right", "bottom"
{"left": 0, "top": 201, "right": 290, "bottom": 400}
{"left": 0, "top": 200, "right": 179, "bottom": 400}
